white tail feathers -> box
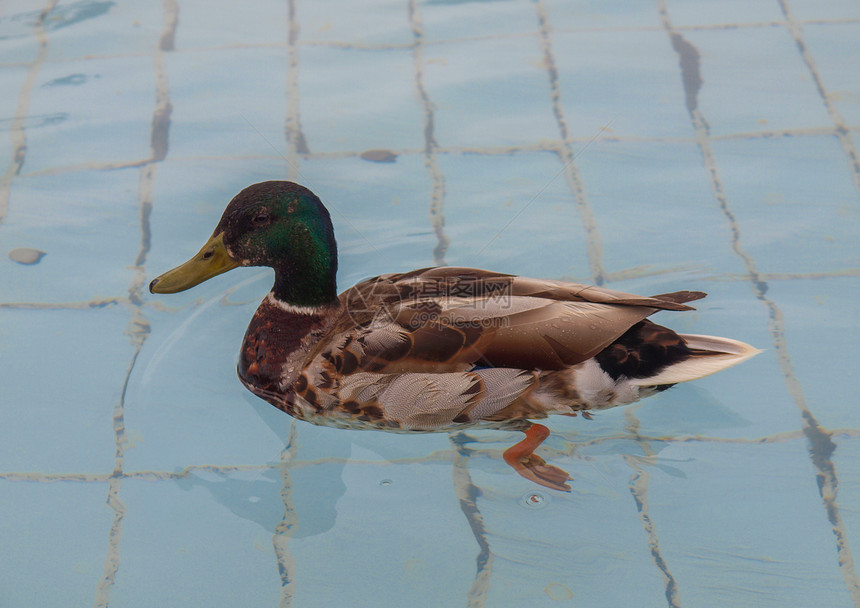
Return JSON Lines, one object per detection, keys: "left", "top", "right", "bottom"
{"left": 630, "top": 334, "right": 762, "bottom": 386}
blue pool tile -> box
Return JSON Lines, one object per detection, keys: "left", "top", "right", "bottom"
{"left": 665, "top": 0, "right": 783, "bottom": 27}
{"left": 0, "top": 480, "right": 113, "bottom": 608}
{"left": 634, "top": 353, "right": 792, "bottom": 442}
{"left": 165, "top": 47, "right": 289, "bottom": 160}
{"left": 470, "top": 455, "right": 669, "bottom": 607}
{"left": 437, "top": 151, "right": 591, "bottom": 279}
{"left": 787, "top": 0, "right": 860, "bottom": 21}
{"left": 712, "top": 136, "right": 860, "bottom": 275}
{"left": 297, "top": 0, "right": 413, "bottom": 47}
{"left": 421, "top": 0, "right": 540, "bottom": 42}
{"left": 290, "top": 417, "right": 455, "bottom": 469}
{"left": 423, "top": 36, "right": 559, "bottom": 148}
{"left": 0, "top": 307, "right": 130, "bottom": 473}
{"left": 649, "top": 440, "right": 852, "bottom": 606}
{"left": 45, "top": 0, "right": 163, "bottom": 60}
{"left": 576, "top": 140, "right": 749, "bottom": 279}
{"left": 123, "top": 299, "right": 286, "bottom": 472}
{"left": 3, "top": 170, "right": 141, "bottom": 303}
{"left": 552, "top": 29, "right": 695, "bottom": 139}
{"left": 25, "top": 55, "right": 155, "bottom": 172}
{"left": 803, "top": 22, "right": 860, "bottom": 126}
{"left": 766, "top": 278, "right": 860, "bottom": 431}
{"left": 690, "top": 26, "right": 833, "bottom": 136}
{"left": 109, "top": 478, "right": 283, "bottom": 608}
{"left": 288, "top": 458, "right": 477, "bottom": 608}
{"left": 0, "top": 1, "right": 44, "bottom": 63}
{"left": 543, "top": 0, "right": 662, "bottom": 30}
{"left": 299, "top": 45, "right": 425, "bottom": 154}
{"left": 172, "top": 0, "right": 287, "bottom": 49}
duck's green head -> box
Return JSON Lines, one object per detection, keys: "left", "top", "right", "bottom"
{"left": 149, "top": 181, "right": 338, "bottom": 307}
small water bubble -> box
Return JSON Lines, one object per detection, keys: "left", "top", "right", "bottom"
{"left": 519, "top": 491, "right": 550, "bottom": 509}
{"left": 379, "top": 478, "right": 393, "bottom": 487}
{"left": 525, "top": 493, "right": 544, "bottom": 505}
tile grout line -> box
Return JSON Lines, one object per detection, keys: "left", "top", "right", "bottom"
{"left": 3, "top": 15, "right": 858, "bottom": 69}
{"left": 775, "top": 4, "right": 860, "bottom": 598}
{"left": 93, "top": 1, "right": 177, "bottom": 605}
{"left": 268, "top": 4, "right": 303, "bottom": 605}
{"left": 778, "top": 0, "right": 860, "bottom": 198}
{"left": 623, "top": 407, "right": 682, "bottom": 608}
{"left": 657, "top": 2, "right": 860, "bottom": 604}
{"left": 284, "top": 0, "right": 309, "bottom": 178}
{"left": 93, "top": 173, "right": 153, "bottom": 608}
{"left": 5, "top": 425, "right": 860, "bottom": 484}
{"left": 450, "top": 435, "right": 494, "bottom": 608}
{"left": 1, "top": 264, "right": 858, "bottom": 310}
{"left": 534, "top": 0, "right": 606, "bottom": 285}
{"left": 17, "top": 123, "right": 860, "bottom": 179}
{"left": 0, "top": 0, "right": 58, "bottom": 225}
{"left": 408, "top": 0, "right": 450, "bottom": 266}
{"left": 1, "top": 265, "right": 857, "bottom": 313}
{"left": 93, "top": 346, "right": 138, "bottom": 608}
{"left": 570, "top": 427, "right": 860, "bottom": 453}
{"left": 272, "top": 422, "right": 299, "bottom": 608}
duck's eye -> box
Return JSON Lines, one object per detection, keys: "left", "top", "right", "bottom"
{"left": 253, "top": 211, "right": 270, "bottom": 224}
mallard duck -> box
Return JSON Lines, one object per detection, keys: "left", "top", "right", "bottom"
{"left": 150, "top": 181, "right": 759, "bottom": 491}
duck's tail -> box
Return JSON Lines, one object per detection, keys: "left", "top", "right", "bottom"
{"left": 630, "top": 334, "right": 762, "bottom": 387}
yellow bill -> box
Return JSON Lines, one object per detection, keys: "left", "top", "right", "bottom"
{"left": 149, "top": 232, "right": 240, "bottom": 294}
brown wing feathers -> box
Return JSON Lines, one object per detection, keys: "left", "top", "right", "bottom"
{"left": 386, "top": 267, "right": 705, "bottom": 311}
{"left": 340, "top": 268, "right": 705, "bottom": 373}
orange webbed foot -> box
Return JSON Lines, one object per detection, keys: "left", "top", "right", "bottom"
{"left": 503, "top": 423, "right": 571, "bottom": 492}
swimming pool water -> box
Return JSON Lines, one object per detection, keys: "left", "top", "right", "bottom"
{"left": 2, "top": 1, "right": 859, "bottom": 606}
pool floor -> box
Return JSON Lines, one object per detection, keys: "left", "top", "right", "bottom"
{"left": 1, "top": 1, "right": 860, "bottom": 606}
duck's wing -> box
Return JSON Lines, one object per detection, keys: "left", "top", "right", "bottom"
{"left": 369, "top": 266, "right": 704, "bottom": 311}
{"left": 336, "top": 267, "right": 706, "bottom": 373}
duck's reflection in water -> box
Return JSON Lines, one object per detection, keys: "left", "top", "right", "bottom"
{"left": 173, "top": 383, "right": 749, "bottom": 537}
{"left": 172, "top": 394, "right": 347, "bottom": 538}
